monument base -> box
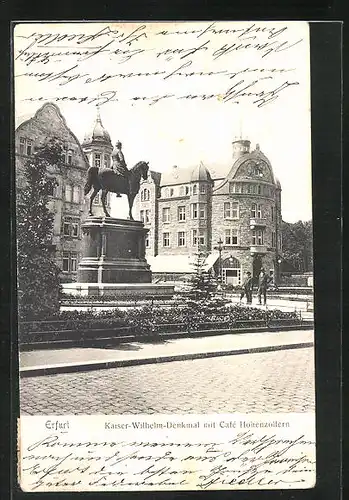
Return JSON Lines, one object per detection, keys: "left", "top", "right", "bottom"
{"left": 78, "top": 216, "right": 151, "bottom": 284}
{"left": 62, "top": 282, "right": 175, "bottom": 300}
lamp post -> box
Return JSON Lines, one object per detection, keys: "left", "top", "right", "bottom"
{"left": 214, "top": 238, "right": 223, "bottom": 283}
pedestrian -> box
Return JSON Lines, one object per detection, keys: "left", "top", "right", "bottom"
{"left": 257, "top": 268, "right": 272, "bottom": 305}
{"left": 240, "top": 271, "right": 253, "bottom": 304}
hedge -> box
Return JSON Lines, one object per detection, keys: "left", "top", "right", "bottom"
{"left": 19, "top": 304, "right": 301, "bottom": 338}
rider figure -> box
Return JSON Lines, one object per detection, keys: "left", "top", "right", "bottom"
{"left": 112, "top": 141, "right": 129, "bottom": 197}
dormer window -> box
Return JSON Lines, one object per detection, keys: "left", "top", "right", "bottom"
{"left": 192, "top": 184, "right": 197, "bottom": 195}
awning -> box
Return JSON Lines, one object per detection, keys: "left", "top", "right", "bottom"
{"left": 147, "top": 253, "right": 219, "bottom": 274}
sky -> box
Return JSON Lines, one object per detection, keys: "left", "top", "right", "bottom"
{"left": 14, "top": 21, "right": 312, "bottom": 222}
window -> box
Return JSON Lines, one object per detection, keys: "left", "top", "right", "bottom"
{"left": 185, "top": 186, "right": 190, "bottom": 195}
{"left": 67, "top": 150, "right": 73, "bottom": 165}
{"left": 178, "top": 206, "right": 186, "bottom": 221}
{"left": 230, "top": 182, "right": 242, "bottom": 194}
{"left": 71, "top": 222, "right": 79, "bottom": 237}
{"left": 224, "top": 202, "right": 239, "bottom": 219}
{"left": 225, "top": 229, "right": 238, "bottom": 245}
{"left": 200, "top": 184, "right": 206, "bottom": 194}
{"left": 145, "top": 233, "right": 150, "bottom": 248}
{"left": 169, "top": 188, "right": 174, "bottom": 197}
{"left": 251, "top": 184, "right": 257, "bottom": 194}
{"left": 94, "top": 153, "right": 101, "bottom": 168}
{"left": 271, "top": 206, "right": 275, "bottom": 222}
{"left": 104, "top": 154, "right": 110, "bottom": 168}
{"left": 162, "top": 207, "right": 170, "bottom": 222}
{"left": 141, "top": 188, "right": 150, "bottom": 201}
{"left": 163, "top": 232, "right": 170, "bottom": 247}
{"left": 251, "top": 203, "right": 257, "bottom": 218}
{"left": 26, "top": 140, "right": 33, "bottom": 156}
{"left": 63, "top": 219, "right": 79, "bottom": 237}
{"left": 63, "top": 222, "right": 71, "bottom": 236}
{"left": 63, "top": 252, "right": 78, "bottom": 272}
{"left": 140, "top": 210, "right": 144, "bottom": 223}
{"left": 178, "top": 231, "right": 186, "bottom": 247}
{"left": 272, "top": 231, "right": 276, "bottom": 248}
{"left": 252, "top": 229, "right": 264, "bottom": 245}
{"left": 179, "top": 186, "right": 185, "bottom": 196}
{"left": 19, "top": 137, "right": 25, "bottom": 154}
{"left": 62, "top": 253, "right": 70, "bottom": 272}
{"left": 192, "top": 229, "right": 205, "bottom": 246}
{"left": 199, "top": 203, "right": 207, "bottom": 219}
{"left": 145, "top": 209, "right": 150, "bottom": 224}
{"left": 258, "top": 184, "right": 262, "bottom": 195}
{"left": 257, "top": 204, "right": 262, "bottom": 218}
{"left": 224, "top": 202, "right": 231, "bottom": 219}
{"left": 192, "top": 184, "right": 197, "bottom": 195}
{"left": 71, "top": 255, "right": 77, "bottom": 272}
{"left": 65, "top": 184, "right": 72, "bottom": 202}
{"left": 191, "top": 203, "right": 198, "bottom": 219}
{"left": 231, "top": 202, "right": 239, "bottom": 219}
{"left": 73, "top": 186, "right": 80, "bottom": 204}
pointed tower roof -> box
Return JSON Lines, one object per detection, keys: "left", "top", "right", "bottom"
{"left": 191, "top": 161, "right": 212, "bottom": 182}
{"left": 82, "top": 106, "right": 112, "bottom": 146}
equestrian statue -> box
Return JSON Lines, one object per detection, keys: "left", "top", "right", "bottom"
{"left": 84, "top": 141, "right": 149, "bottom": 220}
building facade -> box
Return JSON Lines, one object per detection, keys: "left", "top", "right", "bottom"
{"left": 15, "top": 102, "right": 111, "bottom": 282}
{"left": 135, "top": 139, "right": 282, "bottom": 285}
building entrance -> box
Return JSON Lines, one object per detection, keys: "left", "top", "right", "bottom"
{"left": 252, "top": 255, "right": 263, "bottom": 286}
{"left": 222, "top": 257, "right": 241, "bottom": 286}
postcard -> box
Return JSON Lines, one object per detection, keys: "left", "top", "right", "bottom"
{"left": 14, "top": 21, "right": 315, "bottom": 491}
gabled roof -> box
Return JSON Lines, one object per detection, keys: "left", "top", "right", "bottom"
{"left": 15, "top": 102, "right": 90, "bottom": 166}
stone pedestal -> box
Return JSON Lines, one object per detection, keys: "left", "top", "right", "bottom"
{"left": 77, "top": 217, "right": 151, "bottom": 284}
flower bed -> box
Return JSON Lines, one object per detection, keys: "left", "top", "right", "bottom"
{"left": 19, "top": 304, "right": 301, "bottom": 344}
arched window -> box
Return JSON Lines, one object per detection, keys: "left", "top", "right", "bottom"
{"left": 141, "top": 188, "right": 150, "bottom": 201}
{"left": 47, "top": 178, "right": 57, "bottom": 197}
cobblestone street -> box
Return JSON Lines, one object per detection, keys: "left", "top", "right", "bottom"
{"left": 20, "top": 346, "right": 315, "bottom": 415}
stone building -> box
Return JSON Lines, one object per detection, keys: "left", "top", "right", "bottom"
{"left": 135, "top": 139, "right": 282, "bottom": 285}
{"left": 15, "top": 102, "right": 111, "bottom": 282}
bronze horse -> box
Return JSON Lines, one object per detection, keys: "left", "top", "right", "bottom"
{"left": 84, "top": 161, "right": 149, "bottom": 219}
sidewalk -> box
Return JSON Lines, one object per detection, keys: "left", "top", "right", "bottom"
{"left": 20, "top": 328, "right": 314, "bottom": 377}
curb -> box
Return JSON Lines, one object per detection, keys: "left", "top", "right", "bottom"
{"left": 20, "top": 341, "right": 314, "bottom": 378}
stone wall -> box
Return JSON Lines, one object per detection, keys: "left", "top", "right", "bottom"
{"left": 15, "top": 103, "right": 90, "bottom": 282}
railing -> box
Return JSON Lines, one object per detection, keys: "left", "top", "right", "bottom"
{"left": 250, "top": 218, "right": 267, "bottom": 228}
{"left": 19, "top": 313, "right": 308, "bottom": 348}
{"left": 249, "top": 244, "right": 267, "bottom": 254}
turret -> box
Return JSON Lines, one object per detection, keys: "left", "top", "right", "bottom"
{"left": 232, "top": 139, "right": 251, "bottom": 160}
